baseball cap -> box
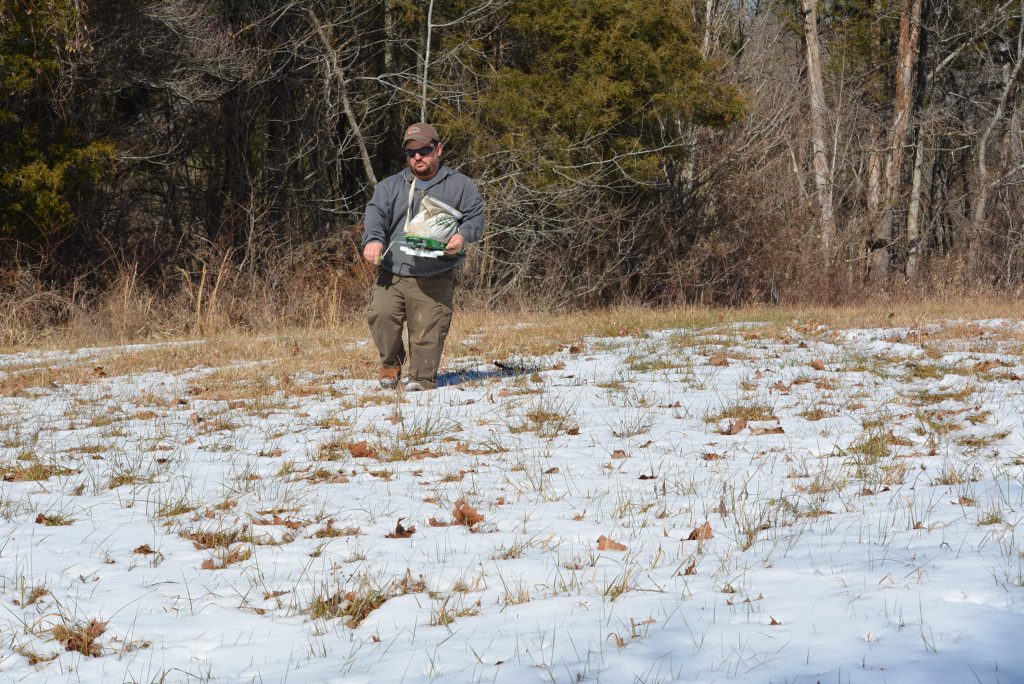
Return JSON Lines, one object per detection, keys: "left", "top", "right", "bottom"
{"left": 403, "top": 122, "right": 439, "bottom": 146}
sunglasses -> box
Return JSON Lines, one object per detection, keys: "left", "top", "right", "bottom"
{"left": 405, "top": 144, "right": 436, "bottom": 158}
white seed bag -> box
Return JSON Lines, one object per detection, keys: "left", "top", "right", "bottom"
{"left": 405, "top": 196, "right": 463, "bottom": 242}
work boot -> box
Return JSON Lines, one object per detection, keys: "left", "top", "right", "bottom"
{"left": 379, "top": 366, "right": 401, "bottom": 389}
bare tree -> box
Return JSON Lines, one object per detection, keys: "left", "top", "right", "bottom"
{"left": 801, "top": 0, "right": 837, "bottom": 256}
{"left": 870, "top": 0, "right": 924, "bottom": 283}
{"left": 967, "top": 0, "right": 1024, "bottom": 275}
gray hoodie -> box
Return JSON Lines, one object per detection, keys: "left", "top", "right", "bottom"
{"left": 361, "top": 165, "right": 485, "bottom": 277}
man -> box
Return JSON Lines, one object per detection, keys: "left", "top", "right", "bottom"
{"left": 361, "top": 122, "right": 485, "bottom": 391}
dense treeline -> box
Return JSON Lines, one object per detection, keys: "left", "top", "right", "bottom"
{"left": 1, "top": 0, "right": 1022, "bottom": 327}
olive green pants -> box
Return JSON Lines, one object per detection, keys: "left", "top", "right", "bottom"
{"left": 368, "top": 269, "right": 456, "bottom": 389}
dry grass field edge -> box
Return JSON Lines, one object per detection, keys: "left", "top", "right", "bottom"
{"left": 1, "top": 296, "right": 1023, "bottom": 400}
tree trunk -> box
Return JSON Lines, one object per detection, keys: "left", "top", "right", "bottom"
{"left": 905, "top": 0, "right": 932, "bottom": 280}
{"left": 905, "top": 126, "right": 926, "bottom": 279}
{"left": 421, "top": 0, "right": 435, "bottom": 121}
{"left": 801, "top": 0, "right": 837, "bottom": 256}
{"left": 870, "top": 0, "right": 923, "bottom": 284}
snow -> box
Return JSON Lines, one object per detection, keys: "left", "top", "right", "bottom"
{"left": 2, "top": 320, "right": 1024, "bottom": 683}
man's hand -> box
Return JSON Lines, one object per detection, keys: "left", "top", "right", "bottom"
{"left": 445, "top": 233, "right": 465, "bottom": 256}
{"left": 363, "top": 242, "right": 383, "bottom": 264}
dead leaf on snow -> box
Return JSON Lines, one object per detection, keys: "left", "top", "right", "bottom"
{"left": 685, "top": 522, "right": 714, "bottom": 541}
{"left": 596, "top": 535, "right": 628, "bottom": 551}
{"left": 749, "top": 425, "right": 785, "bottom": 436}
{"left": 251, "top": 514, "right": 305, "bottom": 530}
{"left": 724, "top": 418, "right": 747, "bottom": 435}
{"left": 452, "top": 499, "right": 485, "bottom": 526}
{"left": 709, "top": 354, "right": 730, "bottom": 367}
{"left": 385, "top": 518, "right": 416, "bottom": 538}
{"left": 348, "top": 441, "right": 379, "bottom": 459}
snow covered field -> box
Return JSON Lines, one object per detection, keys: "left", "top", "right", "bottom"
{"left": 2, "top": 318, "right": 1024, "bottom": 683}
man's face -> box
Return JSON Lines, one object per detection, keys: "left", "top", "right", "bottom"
{"left": 405, "top": 141, "right": 442, "bottom": 180}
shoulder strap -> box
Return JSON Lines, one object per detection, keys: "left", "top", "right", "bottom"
{"left": 403, "top": 176, "right": 418, "bottom": 232}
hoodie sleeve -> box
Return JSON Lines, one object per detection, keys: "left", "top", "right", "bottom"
{"left": 361, "top": 178, "right": 394, "bottom": 249}
{"left": 455, "top": 177, "right": 485, "bottom": 244}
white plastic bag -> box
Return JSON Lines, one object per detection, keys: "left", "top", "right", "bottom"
{"left": 405, "top": 196, "right": 463, "bottom": 242}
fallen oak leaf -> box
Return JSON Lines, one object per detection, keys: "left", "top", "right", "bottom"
{"left": 810, "top": 359, "right": 825, "bottom": 371}
{"left": 685, "top": 522, "right": 714, "bottom": 541}
{"left": 709, "top": 354, "right": 730, "bottom": 367}
{"left": 348, "top": 440, "right": 379, "bottom": 459}
{"left": 132, "top": 544, "right": 155, "bottom": 555}
{"left": 724, "top": 418, "right": 747, "bottom": 435}
{"left": 596, "top": 535, "right": 628, "bottom": 551}
{"left": 452, "top": 499, "right": 485, "bottom": 526}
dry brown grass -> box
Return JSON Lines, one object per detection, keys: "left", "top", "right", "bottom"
{"left": 1, "top": 298, "right": 1022, "bottom": 397}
